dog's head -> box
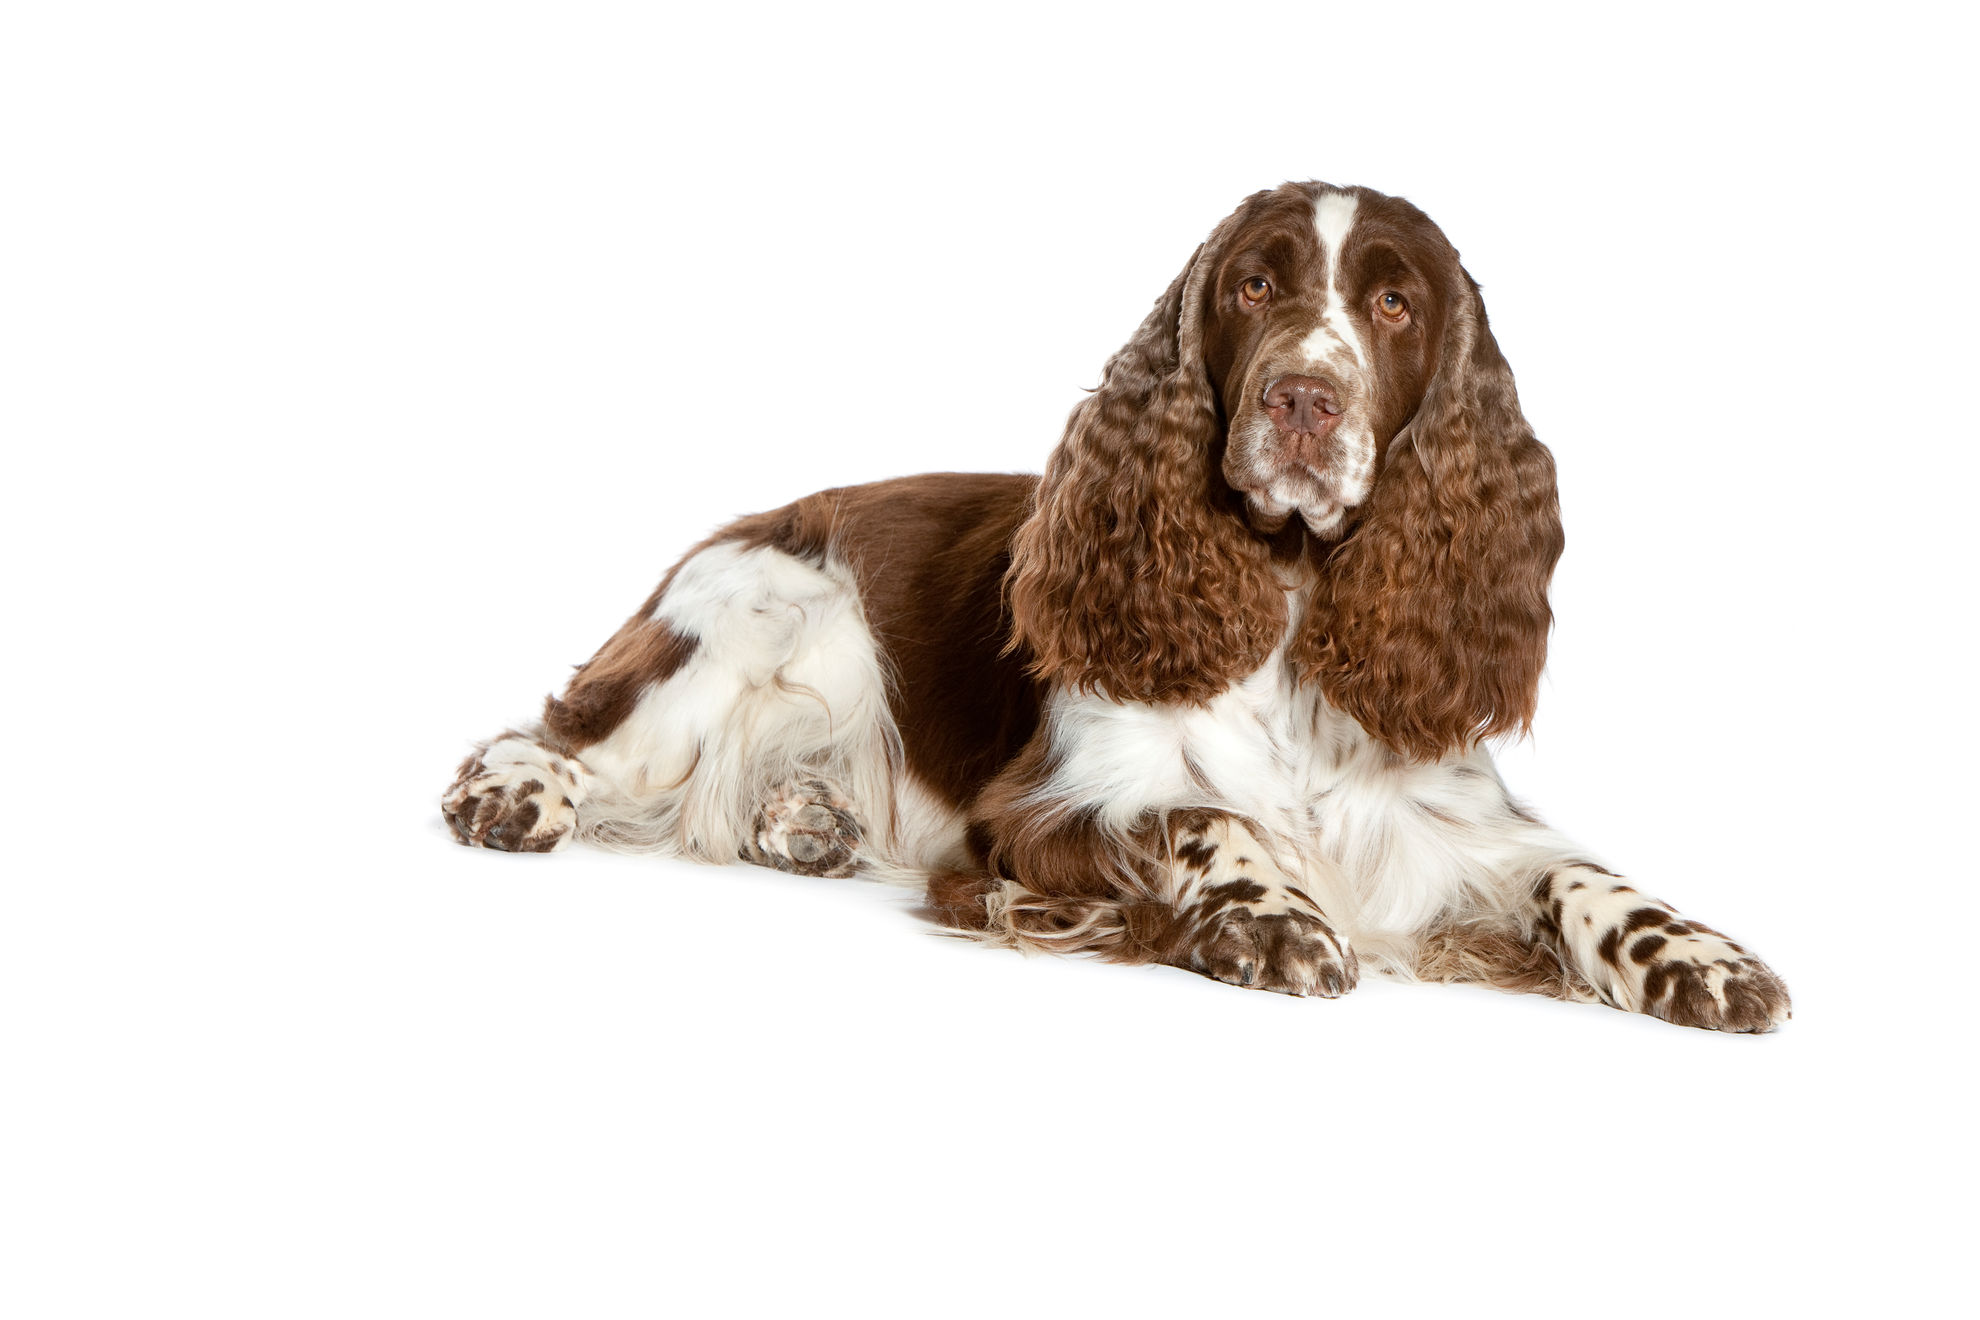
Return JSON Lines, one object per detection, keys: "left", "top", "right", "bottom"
{"left": 1008, "top": 182, "right": 1564, "bottom": 760}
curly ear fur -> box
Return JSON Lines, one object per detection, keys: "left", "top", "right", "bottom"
{"left": 1005, "top": 223, "right": 1285, "bottom": 705}
{"left": 1296, "top": 272, "right": 1564, "bottom": 761}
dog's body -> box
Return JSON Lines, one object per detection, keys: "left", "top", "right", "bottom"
{"left": 444, "top": 182, "right": 1790, "bottom": 1032}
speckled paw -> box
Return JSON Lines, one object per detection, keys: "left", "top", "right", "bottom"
{"left": 744, "top": 778, "right": 863, "bottom": 878}
{"left": 442, "top": 736, "right": 587, "bottom": 853}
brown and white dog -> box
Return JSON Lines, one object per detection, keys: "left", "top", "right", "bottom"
{"left": 443, "top": 181, "right": 1790, "bottom": 1033}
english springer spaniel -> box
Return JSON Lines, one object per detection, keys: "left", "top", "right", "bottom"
{"left": 443, "top": 181, "right": 1790, "bottom": 1033}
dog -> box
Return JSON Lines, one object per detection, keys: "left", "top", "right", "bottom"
{"left": 444, "top": 181, "right": 1790, "bottom": 1032}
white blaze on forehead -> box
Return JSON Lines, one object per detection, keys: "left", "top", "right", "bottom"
{"left": 1298, "top": 190, "right": 1367, "bottom": 371}
{"left": 1314, "top": 189, "right": 1358, "bottom": 264}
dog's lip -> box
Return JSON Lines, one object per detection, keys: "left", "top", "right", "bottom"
{"left": 1241, "top": 450, "right": 1337, "bottom": 502}
{"left": 1241, "top": 486, "right": 1346, "bottom": 539}
{"left": 1243, "top": 500, "right": 1292, "bottom": 533}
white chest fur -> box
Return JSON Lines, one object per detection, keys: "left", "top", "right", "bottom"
{"left": 1031, "top": 638, "right": 1545, "bottom": 944}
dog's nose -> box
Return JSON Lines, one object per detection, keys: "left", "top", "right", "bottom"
{"left": 1263, "top": 375, "right": 1343, "bottom": 436}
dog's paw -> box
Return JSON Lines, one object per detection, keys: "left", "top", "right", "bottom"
{"left": 1186, "top": 899, "right": 1358, "bottom": 998}
{"left": 744, "top": 779, "right": 863, "bottom": 878}
{"left": 442, "top": 738, "right": 585, "bottom": 853}
{"left": 1554, "top": 874, "right": 1792, "bottom": 1034}
{"left": 1632, "top": 928, "right": 1791, "bottom": 1033}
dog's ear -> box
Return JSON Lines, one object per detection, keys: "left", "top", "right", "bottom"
{"left": 1298, "top": 269, "right": 1564, "bottom": 760}
{"left": 1006, "top": 207, "right": 1284, "bottom": 705}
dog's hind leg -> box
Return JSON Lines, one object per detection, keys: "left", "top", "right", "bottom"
{"left": 444, "top": 517, "right": 903, "bottom": 875}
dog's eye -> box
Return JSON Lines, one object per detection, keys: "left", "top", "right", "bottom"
{"left": 1377, "top": 291, "right": 1409, "bottom": 321}
{"left": 1240, "top": 277, "right": 1272, "bottom": 307}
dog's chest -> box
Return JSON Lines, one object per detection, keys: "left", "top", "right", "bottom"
{"left": 1039, "top": 650, "right": 1357, "bottom": 828}
{"left": 1037, "top": 649, "right": 1506, "bottom": 936}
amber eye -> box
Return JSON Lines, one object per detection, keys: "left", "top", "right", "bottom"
{"left": 1377, "top": 290, "right": 1409, "bottom": 321}
{"left": 1240, "top": 277, "right": 1272, "bottom": 307}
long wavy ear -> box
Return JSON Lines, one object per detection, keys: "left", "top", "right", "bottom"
{"left": 1297, "top": 270, "right": 1564, "bottom": 760}
{"left": 1005, "top": 219, "right": 1284, "bottom": 706}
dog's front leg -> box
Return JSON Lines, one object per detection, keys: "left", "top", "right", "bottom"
{"left": 1515, "top": 861, "right": 1791, "bottom": 1033}
{"left": 1160, "top": 811, "right": 1357, "bottom": 997}
{"left": 955, "top": 807, "right": 1356, "bottom": 998}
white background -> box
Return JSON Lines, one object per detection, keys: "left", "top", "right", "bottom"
{"left": 4, "top": 2, "right": 1975, "bottom": 1316}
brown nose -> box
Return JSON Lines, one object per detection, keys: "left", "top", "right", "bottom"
{"left": 1263, "top": 375, "right": 1343, "bottom": 436}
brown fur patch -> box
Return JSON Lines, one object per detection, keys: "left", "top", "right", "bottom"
{"left": 1622, "top": 906, "right": 1671, "bottom": 935}
{"left": 1414, "top": 920, "right": 1597, "bottom": 1002}
{"left": 542, "top": 621, "right": 697, "bottom": 754}
{"left": 1002, "top": 200, "right": 1292, "bottom": 707}
{"left": 1173, "top": 836, "right": 1219, "bottom": 873}
{"left": 1629, "top": 934, "right": 1669, "bottom": 964}
{"left": 733, "top": 473, "right": 1046, "bottom": 811}
{"left": 924, "top": 871, "right": 1000, "bottom": 930}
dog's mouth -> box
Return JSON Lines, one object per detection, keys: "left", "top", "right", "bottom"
{"left": 1233, "top": 471, "right": 1349, "bottom": 539}
{"left": 1224, "top": 409, "right": 1367, "bottom": 540}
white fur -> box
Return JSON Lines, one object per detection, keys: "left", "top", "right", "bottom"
{"left": 570, "top": 540, "right": 968, "bottom": 874}
{"left": 1303, "top": 190, "right": 1369, "bottom": 370}
{"left": 544, "top": 544, "right": 1594, "bottom": 977}
{"left": 1171, "top": 815, "right": 1305, "bottom": 917}
{"left": 1300, "top": 190, "right": 1379, "bottom": 518}
{"left": 1017, "top": 592, "right": 1593, "bottom": 973}
{"left": 1034, "top": 667, "right": 1297, "bottom": 835}
{"left": 480, "top": 733, "right": 594, "bottom": 809}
